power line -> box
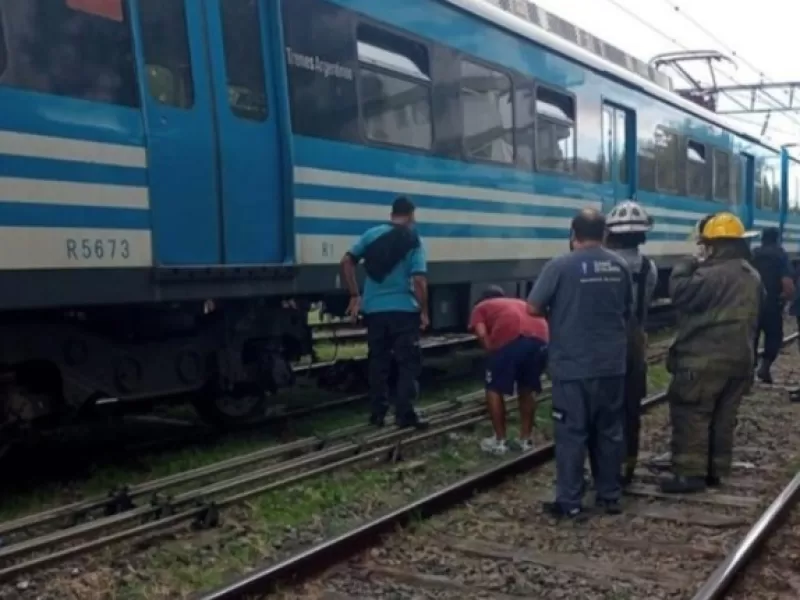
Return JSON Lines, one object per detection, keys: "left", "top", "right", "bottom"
{"left": 659, "top": 0, "right": 800, "bottom": 128}
{"left": 599, "top": 0, "right": 797, "bottom": 138}
{"left": 599, "top": 0, "right": 755, "bottom": 116}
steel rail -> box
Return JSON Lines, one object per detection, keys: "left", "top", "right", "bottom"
{"left": 198, "top": 333, "right": 797, "bottom": 600}
{"left": 0, "top": 397, "right": 500, "bottom": 568}
{"left": 0, "top": 341, "right": 674, "bottom": 545}
{"left": 0, "top": 398, "right": 522, "bottom": 581}
{"left": 0, "top": 342, "right": 673, "bottom": 581}
{"left": 197, "top": 390, "right": 670, "bottom": 600}
{"left": 0, "top": 390, "right": 484, "bottom": 541}
{"left": 294, "top": 333, "right": 478, "bottom": 373}
{"left": 691, "top": 464, "right": 800, "bottom": 599}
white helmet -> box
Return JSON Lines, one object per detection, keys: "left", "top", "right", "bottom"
{"left": 606, "top": 200, "right": 653, "bottom": 234}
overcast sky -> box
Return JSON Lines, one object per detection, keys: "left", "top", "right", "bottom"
{"left": 533, "top": 0, "right": 800, "bottom": 148}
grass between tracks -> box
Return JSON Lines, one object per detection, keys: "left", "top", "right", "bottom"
{"left": 28, "top": 363, "right": 671, "bottom": 600}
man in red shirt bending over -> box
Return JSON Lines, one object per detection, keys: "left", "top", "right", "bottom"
{"left": 469, "top": 286, "right": 550, "bottom": 455}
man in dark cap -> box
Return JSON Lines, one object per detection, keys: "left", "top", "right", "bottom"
{"left": 340, "top": 196, "right": 429, "bottom": 430}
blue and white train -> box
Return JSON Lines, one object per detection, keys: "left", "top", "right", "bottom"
{"left": 0, "top": 0, "right": 793, "bottom": 431}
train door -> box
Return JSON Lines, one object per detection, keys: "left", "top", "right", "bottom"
{"left": 601, "top": 102, "right": 636, "bottom": 209}
{"left": 132, "top": 0, "right": 284, "bottom": 266}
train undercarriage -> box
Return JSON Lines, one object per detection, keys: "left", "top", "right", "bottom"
{"left": 0, "top": 297, "right": 317, "bottom": 454}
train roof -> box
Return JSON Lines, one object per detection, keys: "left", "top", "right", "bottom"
{"left": 444, "top": 0, "right": 781, "bottom": 153}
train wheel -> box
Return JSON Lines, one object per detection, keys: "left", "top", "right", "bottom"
{"left": 191, "top": 385, "right": 268, "bottom": 429}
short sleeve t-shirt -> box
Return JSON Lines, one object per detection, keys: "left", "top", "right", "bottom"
{"left": 348, "top": 224, "right": 427, "bottom": 314}
{"left": 469, "top": 298, "right": 549, "bottom": 352}
{"left": 527, "top": 246, "right": 632, "bottom": 381}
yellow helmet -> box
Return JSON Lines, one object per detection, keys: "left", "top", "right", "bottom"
{"left": 699, "top": 212, "right": 757, "bottom": 240}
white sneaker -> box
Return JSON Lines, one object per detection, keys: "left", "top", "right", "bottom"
{"left": 517, "top": 438, "right": 534, "bottom": 452}
{"left": 649, "top": 451, "right": 672, "bottom": 469}
{"left": 480, "top": 436, "right": 508, "bottom": 455}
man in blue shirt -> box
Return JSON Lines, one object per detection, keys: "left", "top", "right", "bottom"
{"left": 340, "top": 196, "right": 429, "bottom": 430}
{"left": 528, "top": 208, "right": 632, "bottom": 518}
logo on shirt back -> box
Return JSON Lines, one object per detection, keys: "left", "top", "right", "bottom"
{"left": 593, "top": 260, "right": 622, "bottom": 273}
{"left": 579, "top": 259, "right": 623, "bottom": 284}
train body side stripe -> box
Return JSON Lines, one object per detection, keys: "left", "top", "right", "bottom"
{"left": 294, "top": 166, "right": 600, "bottom": 210}
{"left": 0, "top": 130, "right": 146, "bottom": 168}
{"left": 0, "top": 177, "right": 149, "bottom": 210}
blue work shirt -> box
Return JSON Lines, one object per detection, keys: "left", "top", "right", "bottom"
{"left": 752, "top": 245, "right": 792, "bottom": 308}
{"left": 527, "top": 246, "right": 632, "bottom": 381}
{"left": 349, "top": 224, "right": 427, "bottom": 314}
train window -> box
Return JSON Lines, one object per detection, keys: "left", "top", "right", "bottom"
{"left": 0, "top": 0, "right": 138, "bottom": 106}
{"left": 756, "top": 164, "right": 779, "bottom": 211}
{"left": 514, "top": 82, "right": 534, "bottom": 169}
{"left": 730, "top": 154, "right": 743, "bottom": 205}
{"left": 712, "top": 149, "right": 731, "bottom": 203}
{"left": 637, "top": 142, "right": 656, "bottom": 191}
{"left": 534, "top": 87, "right": 575, "bottom": 173}
{"left": 653, "top": 127, "right": 679, "bottom": 193}
{"left": 460, "top": 60, "right": 513, "bottom": 164}
{"left": 602, "top": 105, "right": 614, "bottom": 182}
{"left": 754, "top": 165, "right": 765, "bottom": 209}
{"left": 686, "top": 139, "right": 708, "bottom": 198}
{"left": 219, "top": 0, "right": 267, "bottom": 121}
{"left": 282, "top": 0, "right": 358, "bottom": 143}
{"left": 357, "top": 25, "right": 432, "bottom": 151}
{"left": 138, "top": 0, "right": 195, "bottom": 108}
{"left": 791, "top": 174, "right": 800, "bottom": 214}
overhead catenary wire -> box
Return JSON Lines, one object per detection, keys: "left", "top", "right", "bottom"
{"left": 598, "top": 0, "right": 797, "bottom": 139}
{"left": 659, "top": 0, "right": 800, "bottom": 129}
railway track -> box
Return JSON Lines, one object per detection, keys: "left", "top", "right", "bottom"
{"left": 198, "top": 334, "right": 800, "bottom": 600}
{"left": 0, "top": 340, "right": 675, "bottom": 591}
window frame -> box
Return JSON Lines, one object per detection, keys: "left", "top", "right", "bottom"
{"left": 457, "top": 55, "right": 516, "bottom": 167}
{"left": 652, "top": 126, "right": 680, "bottom": 194}
{"left": 354, "top": 21, "right": 435, "bottom": 154}
{"left": 685, "top": 137, "right": 709, "bottom": 199}
{"left": 138, "top": 0, "right": 196, "bottom": 109}
{"left": 755, "top": 162, "right": 779, "bottom": 211}
{"left": 218, "top": 0, "right": 269, "bottom": 122}
{"left": 711, "top": 147, "right": 732, "bottom": 204}
{"left": 0, "top": 0, "right": 140, "bottom": 108}
{"left": 532, "top": 82, "right": 578, "bottom": 175}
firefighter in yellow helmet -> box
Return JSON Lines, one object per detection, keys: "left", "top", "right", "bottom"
{"left": 659, "top": 212, "right": 761, "bottom": 494}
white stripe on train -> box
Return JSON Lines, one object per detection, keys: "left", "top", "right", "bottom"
{"left": 0, "top": 177, "right": 148, "bottom": 209}
{"left": 0, "top": 130, "right": 146, "bottom": 168}
{"left": 295, "top": 234, "right": 694, "bottom": 264}
{"left": 294, "top": 198, "right": 695, "bottom": 234}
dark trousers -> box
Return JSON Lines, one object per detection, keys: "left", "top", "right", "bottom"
{"left": 552, "top": 376, "right": 625, "bottom": 508}
{"left": 756, "top": 304, "right": 783, "bottom": 364}
{"left": 365, "top": 311, "right": 421, "bottom": 422}
{"left": 668, "top": 371, "right": 747, "bottom": 478}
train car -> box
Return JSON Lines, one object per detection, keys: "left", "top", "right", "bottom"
{"left": 781, "top": 153, "right": 800, "bottom": 260}
{"left": 0, "top": 0, "right": 785, "bottom": 439}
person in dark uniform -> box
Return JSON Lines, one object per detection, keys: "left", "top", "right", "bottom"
{"left": 528, "top": 208, "right": 632, "bottom": 518}
{"left": 662, "top": 212, "right": 761, "bottom": 493}
{"left": 751, "top": 227, "right": 794, "bottom": 384}
{"left": 340, "top": 196, "right": 429, "bottom": 430}
{"left": 604, "top": 201, "right": 658, "bottom": 486}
